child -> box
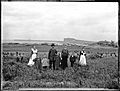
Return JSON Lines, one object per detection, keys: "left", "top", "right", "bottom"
{"left": 70, "top": 52, "right": 77, "bottom": 67}
{"left": 55, "top": 52, "right": 61, "bottom": 70}
{"left": 41, "top": 54, "right": 49, "bottom": 70}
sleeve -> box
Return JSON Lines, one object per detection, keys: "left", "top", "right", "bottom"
{"left": 55, "top": 49, "right": 57, "bottom": 54}
{"left": 67, "top": 50, "right": 69, "bottom": 55}
{"left": 84, "top": 52, "right": 86, "bottom": 56}
{"left": 36, "top": 49, "right": 38, "bottom": 54}
{"left": 70, "top": 56, "right": 72, "bottom": 62}
{"left": 30, "top": 49, "right": 33, "bottom": 57}
{"left": 79, "top": 53, "right": 81, "bottom": 60}
{"left": 61, "top": 49, "right": 63, "bottom": 57}
{"left": 48, "top": 49, "right": 51, "bottom": 59}
{"left": 41, "top": 59, "right": 43, "bottom": 64}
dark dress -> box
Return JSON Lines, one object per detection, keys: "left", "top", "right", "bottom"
{"left": 61, "top": 49, "right": 69, "bottom": 70}
{"left": 70, "top": 55, "right": 76, "bottom": 67}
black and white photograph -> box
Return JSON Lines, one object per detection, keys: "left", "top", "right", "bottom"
{"left": 1, "top": 2, "right": 119, "bottom": 90}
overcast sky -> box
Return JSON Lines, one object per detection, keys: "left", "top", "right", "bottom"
{"left": 1, "top": 2, "right": 118, "bottom": 42}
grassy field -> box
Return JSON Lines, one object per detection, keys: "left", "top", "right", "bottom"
{"left": 1, "top": 43, "right": 119, "bottom": 90}
{"left": 2, "top": 43, "right": 118, "bottom": 55}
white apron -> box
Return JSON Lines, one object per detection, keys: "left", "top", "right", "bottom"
{"left": 27, "top": 48, "right": 37, "bottom": 66}
{"left": 79, "top": 53, "right": 86, "bottom": 65}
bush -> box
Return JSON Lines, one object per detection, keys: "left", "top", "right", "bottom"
{"left": 87, "top": 53, "right": 102, "bottom": 59}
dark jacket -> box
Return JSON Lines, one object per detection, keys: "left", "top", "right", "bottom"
{"left": 48, "top": 48, "right": 57, "bottom": 61}
{"left": 61, "top": 49, "right": 69, "bottom": 58}
{"left": 70, "top": 55, "right": 76, "bottom": 63}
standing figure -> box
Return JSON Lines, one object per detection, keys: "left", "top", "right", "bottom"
{"left": 27, "top": 46, "right": 38, "bottom": 66}
{"left": 48, "top": 43, "right": 57, "bottom": 70}
{"left": 61, "top": 46, "right": 69, "bottom": 70}
{"left": 41, "top": 54, "right": 49, "bottom": 70}
{"left": 55, "top": 52, "right": 61, "bottom": 70}
{"left": 70, "top": 52, "right": 77, "bottom": 67}
{"left": 34, "top": 57, "right": 42, "bottom": 73}
{"left": 79, "top": 49, "right": 87, "bottom": 66}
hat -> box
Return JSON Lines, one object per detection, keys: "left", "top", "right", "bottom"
{"left": 51, "top": 43, "right": 55, "bottom": 46}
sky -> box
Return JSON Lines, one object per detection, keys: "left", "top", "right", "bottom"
{"left": 1, "top": 2, "right": 118, "bottom": 42}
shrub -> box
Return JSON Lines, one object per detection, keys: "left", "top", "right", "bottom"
{"left": 87, "top": 53, "right": 102, "bottom": 59}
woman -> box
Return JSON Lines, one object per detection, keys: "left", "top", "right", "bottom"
{"left": 27, "top": 46, "right": 38, "bottom": 66}
{"left": 79, "top": 49, "right": 87, "bottom": 66}
{"left": 61, "top": 46, "right": 69, "bottom": 70}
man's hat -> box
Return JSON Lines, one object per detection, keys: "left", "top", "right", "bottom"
{"left": 51, "top": 43, "right": 55, "bottom": 46}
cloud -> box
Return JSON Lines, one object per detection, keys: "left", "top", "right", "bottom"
{"left": 2, "top": 2, "right": 118, "bottom": 41}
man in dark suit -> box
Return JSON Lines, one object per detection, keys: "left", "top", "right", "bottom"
{"left": 48, "top": 43, "right": 57, "bottom": 70}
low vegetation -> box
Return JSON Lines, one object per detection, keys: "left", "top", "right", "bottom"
{"left": 2, "top": 43, "right": 119, "bottom": 90}
{"left": 2, "top": 55, "right": 119, "bottom": 90}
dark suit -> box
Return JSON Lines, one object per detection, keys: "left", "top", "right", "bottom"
{"left": 48, "top": 48, "right": 57, "bottom": 70}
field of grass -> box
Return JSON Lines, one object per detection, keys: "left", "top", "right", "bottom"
{"left": 1, "top": 43, "right": 119, "bottom": 90}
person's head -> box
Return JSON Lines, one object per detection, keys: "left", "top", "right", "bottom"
{"left": 33, "top": 45, "right": 36, "bottom": 49}
{"left": 51, "top": 43, "right": 55, "bottom": 48}
{"left": 82, "top": 49, "right": 85, "bottom": 52}
{"left": 71, "top": 51, "right": 74, "bottom": 55}
{"left": 64, "top": 45, "right": 67, "bottom": 49}
{"left": 43, "top": 53, "right": 47, "bottom": 58}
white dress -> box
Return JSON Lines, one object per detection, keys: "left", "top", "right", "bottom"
{"left": 79, "top": 52, "right": 86, "bottom": 65}
{"left": 27, "top": 48, "right": 38, "bottom": 66}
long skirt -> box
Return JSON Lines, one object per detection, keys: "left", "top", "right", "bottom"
{"left": 61, "top": 56, "right": 68, "bottom": 70}
{"left": 27, "top": 54, "right": 37, "bottom": 66}
{"left": 79, "top": 55, "right": 86, "bottom": 65}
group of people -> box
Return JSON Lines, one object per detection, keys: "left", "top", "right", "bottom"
{"left": 27, "top": 43, "right": 87, "bottom": 70}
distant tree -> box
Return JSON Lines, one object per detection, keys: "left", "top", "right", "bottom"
{"left": 110, "top": 40, "right": 115, "bottom": 47}
{"left": 41, "top": 43, "right": 49, "bottom": 46}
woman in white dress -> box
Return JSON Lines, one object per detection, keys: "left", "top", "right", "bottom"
{"left": 27, "top": 46, "right": 38, "bottom": 66}
{"left": 79, "top": 49, "right": 87, "bottom": 65}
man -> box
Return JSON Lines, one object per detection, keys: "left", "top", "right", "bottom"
{"left": 48, "top": 43, "right": 57, "bottom": 70}
{"left": 61, "top": 46, "right": 69, "bottom": 70}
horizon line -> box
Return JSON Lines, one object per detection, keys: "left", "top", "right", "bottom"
{"left": 2, "top": 39, "right": 118, "bottom": 43}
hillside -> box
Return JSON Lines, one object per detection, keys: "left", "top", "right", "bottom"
{"left": 64, "top": 38, "right": 95, "bottom": 46}
{"left": 3, "top": 38, "right": 95, "bottom": 46}
{"left": 3, "top": 39, "right": 118, "bottom": 48}
{"left": 89, "top": 40, "right": 118, "bottom": 48}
